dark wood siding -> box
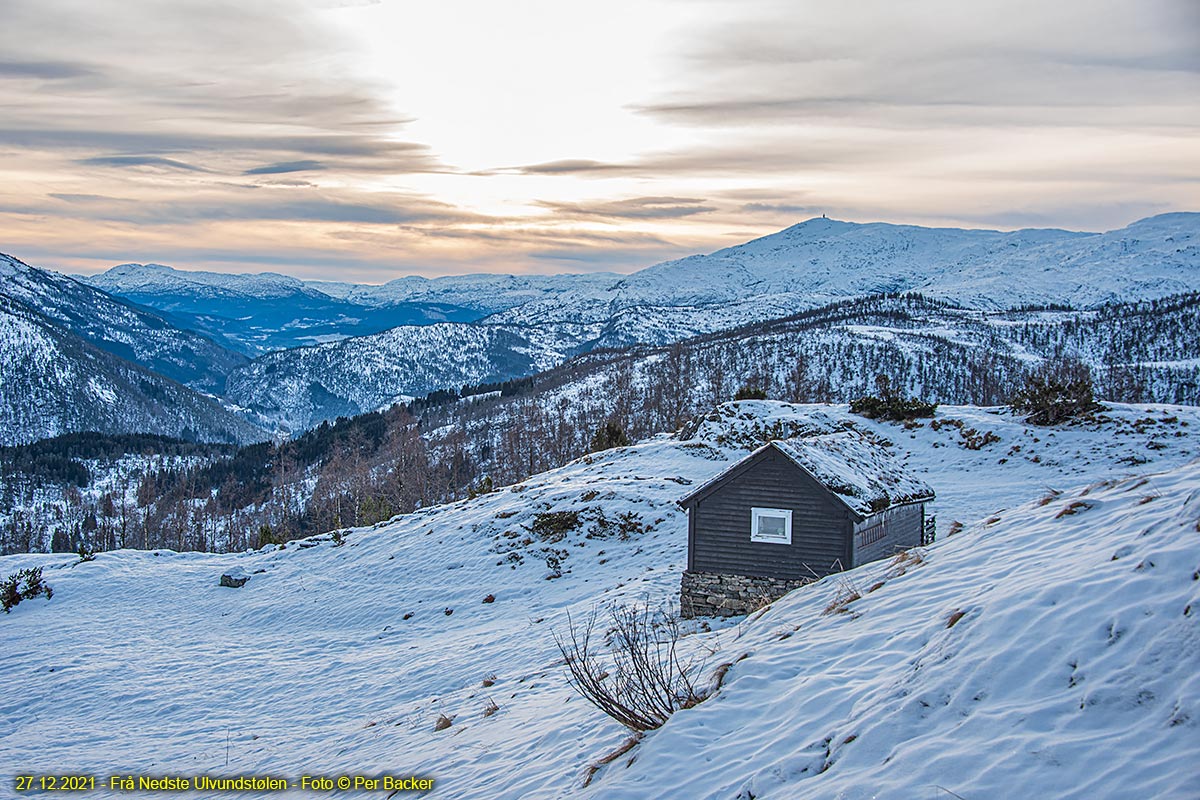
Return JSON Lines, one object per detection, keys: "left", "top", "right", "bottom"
{"left": 850, "top": 502, "right": 924, "bottom": 566}
{"left": 689, "top": 448, "right": 850, "bottom": 581}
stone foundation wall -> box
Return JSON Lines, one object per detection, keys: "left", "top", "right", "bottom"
{"left": 680, "top": 570, "right": 810, "bottom": 618}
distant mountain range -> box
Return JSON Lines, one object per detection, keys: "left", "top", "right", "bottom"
{"left": 0, "top": 263, "right": 262, "bottom": 446}
{"left": 2, "top": 212, "right": 1195, "bottom": 442}
{"left": 85, "top": 213, "right": 1200, "bottom": 337}
{"left": 83, "top": 263, "right": 614, "bottom": 355}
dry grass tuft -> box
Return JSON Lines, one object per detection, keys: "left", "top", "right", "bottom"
{"left": 433, "top": 714, "right": 454, "bottom": 731}
{"left": 823, "top": 579, "right": 862, "bottom": 616}
{"left": 582, "top": 733, "right": 643, "bottom": 788}
{"left": 1037, "top": 489, "right": 1063, "bottom": 506}
{"left": 1055, "top": 501, "right": 1092, "bottom": 519}
{"left": 946, "top": 609, "right": 967, "bottom": 628}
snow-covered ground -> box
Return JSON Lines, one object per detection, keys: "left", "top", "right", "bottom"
{"left": 2, "top": 402, "right": 1197, "bottom": 798}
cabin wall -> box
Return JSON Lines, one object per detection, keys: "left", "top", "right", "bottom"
{"left": 850, "top": 502, "right": 924, "bottom": 567}
{"left": 688, "top": 448, "right": 850, "bottom": 581}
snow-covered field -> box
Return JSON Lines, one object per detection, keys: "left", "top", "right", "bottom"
{"left": 2, "top": 402, "right": 1197, "bottom": 798}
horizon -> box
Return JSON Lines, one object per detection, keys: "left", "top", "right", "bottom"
{"left": 59, "top": 209, "right": 1196, "bottom": 285}
{"left": 2, "top": 0, "right": 1197, "bottom": 281}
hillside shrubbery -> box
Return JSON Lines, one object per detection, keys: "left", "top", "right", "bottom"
{"left": 1010, "top": 358, "right": 1103, "bottom": 425}
{"left": 555, "top": 603, "right": 708, "bottom": 732}
{"left": 590, "top": 420, "right": 630, "bottom": 452}
{"left": 850, "top": 375, "right": 937, "bottom": 421}
{"left": 2, "top": 567, "right": 53, "bottom": 613}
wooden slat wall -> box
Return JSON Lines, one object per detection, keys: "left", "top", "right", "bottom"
{"left": 691, "top": 449, "right": 850, "bottom": 580}
{"left": 851, "top": 502, "right": 924, "bottom": 566}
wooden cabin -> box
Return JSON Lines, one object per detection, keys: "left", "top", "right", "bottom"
{"left": 677, "top": 431, "right": 934, "bottom": 617}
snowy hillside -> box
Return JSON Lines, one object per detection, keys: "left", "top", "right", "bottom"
{"left": 3, "top": 401, "right": 1197, "bottom": 798}
{"left": 216, "top": 292, "right": 1200, "bottom": 432}
{"left": 223, "top": 321, "right": 595, "bottom": 431}
{"left": 0, "top": 253, "right": 247, "bottom": 392}
{"left": 0, "top": 294, "right": 265, "bottom": 446}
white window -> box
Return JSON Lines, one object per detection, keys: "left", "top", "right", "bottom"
{"left": 751, "top": 507, "right": 792, "bottom": 544}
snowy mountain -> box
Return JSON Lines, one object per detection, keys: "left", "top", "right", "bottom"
{"left": 82, "top": 263, "right": 484, "bottom": 355}
{"left": 72, "top": 213, "right": 1200, "bottom": 429}
{"left": 335, "top": 212, "right": 1200, "bottom": 317}
{"left": 312, "top": 271, "right": 620, "bottom": 314}
{"left": 0, "top": 210, "right": 1184, "bottom": 439}
{"left": 3, "top": 400, "right": 1196, "bottom": 798}
{"left": 1, "top": 253, "right": 247, "bottom": 392}
{"left": 223, "top": 321, "right": 594, "bottom": 431}
{"left": 0, "top": 292, "right": 264, "bottom": 446}
{"left": 483, "top": 212, "right": 1200, "bottom": 332}
{"left": 85, "top": 213, "right": 1200, "bottom": 356}
{"left": 224, "top": 291, "right": 1200, "bottom": 431}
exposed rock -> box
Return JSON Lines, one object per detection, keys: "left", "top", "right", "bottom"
{"left": 219, "top": 572, "right": 249, "bottom": 588}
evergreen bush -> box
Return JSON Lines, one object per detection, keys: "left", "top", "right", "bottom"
{"left": 2, "top": 567, "right": 53, "bottom": 613}
{"left": 589, "top": 420, "right": 630, "bottom": 452}
{"left": 850, "top": 375, "right": 937, "bottom": 421}
{"left": 1009, "top": 358, "right": 1102, "bottom": 425}
{"left": 733, "top": 385, "right": 768, "bottom": 400}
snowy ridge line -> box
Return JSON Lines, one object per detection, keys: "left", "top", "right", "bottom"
{"left": 84, "top": 211, "right": 1200, "bottom": 317}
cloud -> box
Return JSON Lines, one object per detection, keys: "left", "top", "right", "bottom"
{"left": 0, "top": 128, "right": 438, "bottom": 169}
{"left": 537, "top": 196, "right": 715, "bottom": 221}
{"left": 511, "top": 159, "right": 629, "bottom": 175}
{"left": 1, "top": 0, "right": 1196, "bottom": 281}
{"left": 0, "top": 0, "right": 447, "bottom": 181}
{"left": 638, "top": 0, "right": 1200, "bottom": 129}
{"left": 244, "top": 160, "right": 327, "bottom": 175}
{"left": 0, "top": 60, "right": 95, "bottom": 80}
{"left": 31, "top": 187, "right": 476, "bottom": 227}
{"left": 740, "top": 202, "right": 821, "bottom": 216}
{"left": 48, "top": 192, "right": 128, "bottom": 204}
{"left": 78, "top": 155, "right": 209, "bottom": 172}
{"left": 508, "top": 136, "right": 925, "bottom": 180}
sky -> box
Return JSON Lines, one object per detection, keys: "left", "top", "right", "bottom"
{"left": 0, "top": 0, "right": 1197, "bottom": 282}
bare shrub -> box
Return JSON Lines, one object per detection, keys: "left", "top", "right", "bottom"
{"left": 554, "top": 603, "right": 708, "bottom": 732}
{"left": 850, "top": 374, "right": 937, "bottom": 421}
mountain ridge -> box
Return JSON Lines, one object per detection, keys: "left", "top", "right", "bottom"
{"left": 82, "top": 212, "right": 1199, "bottom": 313}
{"left": 0, "top": 292, "right": 265, "bottom": 446}
{"left": 1, "top": 252, "right": 248, "bottom": 392}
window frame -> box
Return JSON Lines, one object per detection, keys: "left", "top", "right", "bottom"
{"left": 750, "top": 506, "right": 793, "bottom": 545}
